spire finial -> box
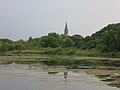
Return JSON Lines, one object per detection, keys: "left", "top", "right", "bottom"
{"left": 65, "top": 22, "right": 67, "bottom": 29}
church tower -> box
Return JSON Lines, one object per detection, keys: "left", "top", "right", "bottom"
{"left": 64, "top": 22, "right": 68, "bottom": 36}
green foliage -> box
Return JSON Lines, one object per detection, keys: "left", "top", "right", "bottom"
{"left": 92, "top": 23, "right": 120, "bottom": 52}
{"left": 62, "top": 37, "right": 75, "bottom": 48}
{"left": 40, "top": 36, "right": 59, "bottom": 48}
{"left": 41, "top": 47, "right": 63, "bottom": 54}
{"left": 28, "top": 36, "right": 33, "bottom": 43}
{"left": 1, "top": 23, "right": 120, "bottom": 57}
{"left": 71, "top": 34, "right": 83, "bottom": 48}
{"left": 82, "top": 36, "right": 96, "bottom": 50}
{"left": 0, "top": 39, "right": 13, "bottom": 51}
{"left": 40, "top": 32, "right": 62, "bottom": 48}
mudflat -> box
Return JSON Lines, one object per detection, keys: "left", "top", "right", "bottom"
{"left": 0, "top": 64, "right": 119, "bottom": 90}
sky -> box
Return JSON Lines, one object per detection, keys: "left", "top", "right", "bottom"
{"left": 0, "top": 0, "right": 120, "bottom": 40}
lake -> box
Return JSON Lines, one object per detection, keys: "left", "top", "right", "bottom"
{"left": 0, "top": 64, "right": 119, "bottom": 90}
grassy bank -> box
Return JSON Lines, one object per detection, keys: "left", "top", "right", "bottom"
{"left": 0, "top": 47, "right": 120, "bottom": 58}
{"left": 0, "top": 54, "right": 120, "bottom": 70}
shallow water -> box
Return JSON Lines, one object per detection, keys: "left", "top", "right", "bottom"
{"left": 0, "top": 64, "right": 119, "bottom": 90}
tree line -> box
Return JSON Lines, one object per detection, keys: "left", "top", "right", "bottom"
{"left": 0, "top": 23, "right": 120, "bottom": 53}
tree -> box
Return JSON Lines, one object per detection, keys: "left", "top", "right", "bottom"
{"left": 62, "top": 37, "right": 75, "bottom": 48}
{"left": 91, "top": 23, "right": 120, "bottom": 52}
{"left": 48, "top": 32, "right": 62, "bottom": 46}
{"left": 14, "top": 39, "right": 25, "bottom": 50}
{"left": 48, "top": 32, "right": 60, "bottom": 38}
{"left": 71, "top": 34, "right": 83, "bottom": 48}
{"left": 40, "top": 32, "right": 62, "bottom": 48}
{"left": 0, "top": 41, "right": 6, "bottom": 51}
{"left": 0, "top": 39, "right": 13, "bottom": 51}
{"left": 116, "top": 29, "right": 120, "bottom": 51}
{"left": 82, "top": 36, "right": 96, "bottom": 50}
{"left": 40, "top": 36, "right": 59, "bottom": 48}
{"left": 28, "top": 36, "right": 33, "bottom": 43}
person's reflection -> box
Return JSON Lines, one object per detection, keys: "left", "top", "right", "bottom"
{"left": 64, "top": 72, "right": 68, "bottom": 80}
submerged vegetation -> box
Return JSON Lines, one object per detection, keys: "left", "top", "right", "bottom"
{"left": 0, "top": 23, "right": 120, "bottom": 57}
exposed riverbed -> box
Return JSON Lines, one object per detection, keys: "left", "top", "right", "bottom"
{"left": 0, "top": 64, "right": 119, "bottom": 90}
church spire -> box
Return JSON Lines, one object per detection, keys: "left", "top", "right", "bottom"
{"left": 64, "top": 22, "right": 68, "bottom": 36}
{"left": 65, "top": 22, "right": 68, "bottom": 30}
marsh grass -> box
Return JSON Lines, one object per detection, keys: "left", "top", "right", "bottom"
{"left": 1, "top": 48, "right": 120, "bottom": 58}
{"left": 0, "top": 54, "right": 120, "bottom": 69}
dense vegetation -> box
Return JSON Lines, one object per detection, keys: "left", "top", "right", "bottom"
{"left": 0, "top": 23, "right": 120, "bottom": 57}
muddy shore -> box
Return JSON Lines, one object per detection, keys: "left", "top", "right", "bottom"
{"left": 0, "top": 64, "right": 119, "bottom": 90}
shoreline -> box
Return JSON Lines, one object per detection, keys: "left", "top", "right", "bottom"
{"left": 0, "top": 64, "right": 119, "bottom": 89}
{"left": 0, "top": 54, "right": 120, "bottom": 60}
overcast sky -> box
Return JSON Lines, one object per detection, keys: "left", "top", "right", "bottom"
{"left": 0, "top": 0, "right": 120, "bottom": 40}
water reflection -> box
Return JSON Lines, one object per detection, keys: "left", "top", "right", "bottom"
{"left": 0, "top": 64, "right": 119, "bottom": 90}
{"left": 48, "top": 71, "right": 59, "bottom": 74}
{"left": 64, "top": 72, "right": 68, "bottom": 79}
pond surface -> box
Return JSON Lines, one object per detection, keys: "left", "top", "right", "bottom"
{"left": 0, "top": 64, "right": 119, "bottom": 90}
